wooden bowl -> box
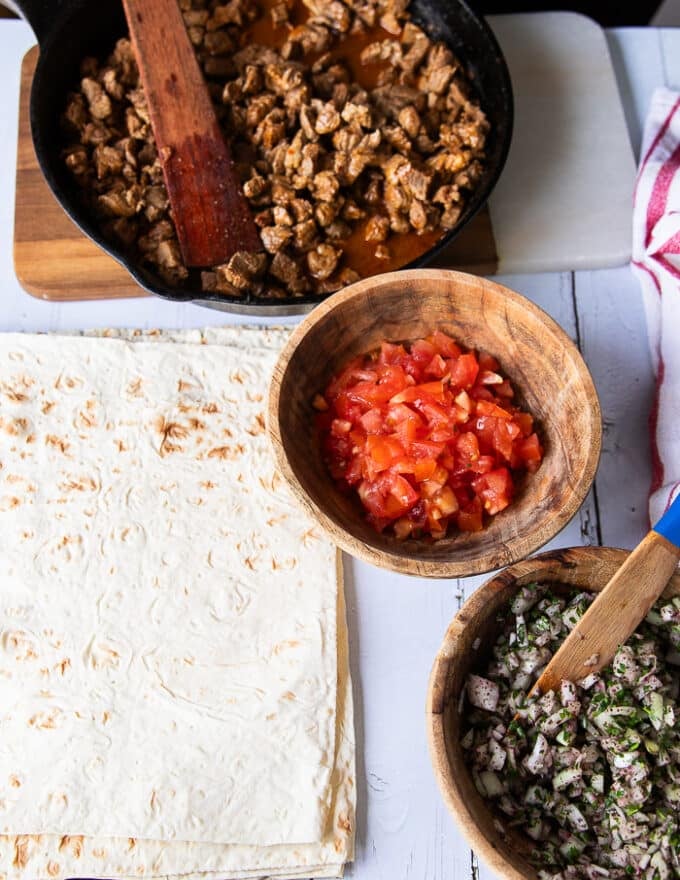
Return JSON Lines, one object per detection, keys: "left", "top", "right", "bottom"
{"left": 267, "top": 269, "right": 601, "bottom": 578}
{"left": 426, "top": 546, "right": 680, "bottom": 880}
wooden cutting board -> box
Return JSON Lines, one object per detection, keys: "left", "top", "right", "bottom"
{"left": 14, "top": 47, "right": 146, "bottom": 301}
{"left": 13, "top": 11, "right": 636, "bottom": 302}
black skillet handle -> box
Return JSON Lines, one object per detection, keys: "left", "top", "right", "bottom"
{"left": 10, "top": 0, "right": 69, "bottom": 44}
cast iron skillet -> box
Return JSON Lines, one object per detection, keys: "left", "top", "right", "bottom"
{"left": 15, "top": 0, "right": 513, "bottom": 315}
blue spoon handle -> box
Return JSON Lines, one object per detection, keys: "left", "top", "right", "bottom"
{"left": 653, "top": 493, "right": 680, "bottom": 549}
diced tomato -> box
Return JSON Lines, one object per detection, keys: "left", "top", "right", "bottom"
{"left": 512, "top": 432, "right": 543, "bottom": 472}
{"left": 424, "top": 353, "right": 448, "bottom": 378}
{"left": 406, "top": 439, "right": 446, "bottom": 460}
{"left": 386, "top": 402, "right": 424, "bottom": 442}
{"left": 366, "top": 434, "right": 405, "bottom": 469}
{"left": 430, "top": 485, "right": 459, "bottom": 516}
{"left": 478, "top": 351, "right": 500, "bottom": 372}
{"left": 359, "top": 407, "right": 384, "bottom": 434}
{"left": 494, "top": 380, "right": 515, "bottom": 399}
{"left": 414, "top": 398, "right": 451, "bottom": 426}
{"left": 413, "top": 458, "right": 438, "bottom": 482}
{"left": 325, "top": 360, "right": 375, "bottom": 399}
{"left": 393, "top": 456, "right": 438, "bottom": 482}
{"left": 333, "top": 390, "right": 365, "bottom": 422}
{"left": 472, "top": 468, "right": 514, "bottom": 515}
{"left": 378, "top": 341, "right": 408, "bottom": 365}
{"left": 409, "top": 338, "right": 438, "bottom": 371}
{"left": 492, "top": 418, "right": 521, "bottom": 461}
{"left": 390, "top": 380, "right": 446, "bottom": 404}
{"left": 457, "top": 497, "right": 484, "bottom": 532}
{"left": 429, "top": 330, "right": 462, "bottom": 359}
{"left": 344, "top": 455, "right": 363, "bottom": 485}
{"left": 428, "top": 425, "right": 458, "bottom": 443}
{"left": 450, "top": 352, "right": 479, "bottom": 389}
{"left": 473, "top": 415, "right": 497, "bottom": 454}
{"left": 346, "top": 367, "right": 408, "bottom": 407}
{"left": 470, "top": 454, "right": 495, "bottom": 475}
{"left": 387, "top": 402, "right": 422, "bottom": 427}
{"left": 513, "top": 411, "right": 534, "bottom": 437}
{"left": 470, "top": 385, "right": 496, "bottom": 403}
{"left": 476, "top": 399, "right": 512, "bottom": 420}
{"left": 317, "top": 332, "right": 543, "bottom": 539}
{"left": 358, "top": 472, "right": 419, "bottom": 522}
{"left": 455, "top": 431, "right": 480, "bottom": 466}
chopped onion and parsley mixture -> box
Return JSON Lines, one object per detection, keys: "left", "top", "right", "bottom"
{"left": 462, "top": 584, "right": 680, "bottom": 880}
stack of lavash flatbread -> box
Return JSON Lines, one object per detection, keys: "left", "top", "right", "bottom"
{"left": 0, "top": 327, "right": 354, "bottom": 880}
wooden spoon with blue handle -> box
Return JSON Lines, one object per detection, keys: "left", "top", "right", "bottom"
{"left": 529, "top": 494, "right": 680, "bottom": 697}
{"left": 121, "top": 0, "right": 260, "bottom": 266}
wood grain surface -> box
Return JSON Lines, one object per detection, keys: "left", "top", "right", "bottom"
{"left": 12, "top": 48, "right": 497, "bottom": 303}
{"left": 121, "top": 0, "right": 260, "bottom": 265}
{"left": 268, "top": 269, "right": 602, "bottom": 578}
{"left": 427, "top": 547, "right": 680, "bottom": 880}
{"left": 14, "top": 48, "right": 145, "bottom": 301}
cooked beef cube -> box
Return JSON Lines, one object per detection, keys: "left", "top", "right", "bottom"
{"left": 270, "top": 251, "right": 309, "bottom": 293}
{"left": 97, "top": 183, "right": 143, "bottom": 218}
{"left": 273, "top": 206, "right": 294, "bottom": 226}
{"left": 255, "top": 109, "right": 287, "bottom": 151}
{"left": 398, "top": 105, "right": 420, "bottom": 138}
{"left": 360, "top": 39, "right": 402, "bottom": 66}
{"left": 315, "top": 201, "right": 339, "bottom": 227}
{"left": 312, "top": 171, "right": 340, "bottom": 202}
{"left": 342, "top": 201, "right": 365, "bottom": 221}
{"left": 290, "top": 198, "right": 314, "bottom": 222}
{"left": 307, "top": 243, "right": 341, "bottom": 280}
{"left": 220, "top": 250, "right": 268, "bottom": 289}
{"left": 303, "top": 0, "right": 352, "bottom": 32}
{"left": 81, "top": 77, "right": 112, "bottom": 120}
{"left": 336, "top": 267, "right": 360, "bottom": 286}
{"left": 260, "top": 225, "right": 293, "bottom": 253}
{"left": 208, "top": 0, "right": 249, "bottom": 29}
{"left": 271, "top": 177, "right": 296, "bottom": 206}
{"left": 440, "top": 205, "right": 462, "bottom": 229}
{"left": 383, "top": 125, "right": 411, "bottom": 154}
{"left": 313, "top": 100, "right": 341, "bottom": 135}
{"left": 365, "top": 214, "right": 390, "bottom": 242}
{"left": 64, "top": 145, "right": 90, "bottom": 179}
{"left": 93, "top": 144, "right": 124, "bottom": 179}
{"left": 243, "top": 172, "right": 268, "bottom": 200}
{"left": 341, "top": 101, "right": 372, "bottom": 128}
{"left": 293, "top": 218, "right": 319, "bottom": 250}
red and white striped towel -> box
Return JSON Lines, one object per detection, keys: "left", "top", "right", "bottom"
{"left": 632, "top": 88, "right": 680, "bottom": 525}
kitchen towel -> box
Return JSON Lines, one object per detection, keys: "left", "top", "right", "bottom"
{"left": 631, "top": 87, "right": 680, "bottom": 525}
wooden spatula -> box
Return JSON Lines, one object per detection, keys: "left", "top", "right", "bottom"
{"left": 121, "top": 0, "right": 260, "bottom": 266}
{"left": 529, "top": 494, "right": 680, "bottom": 697}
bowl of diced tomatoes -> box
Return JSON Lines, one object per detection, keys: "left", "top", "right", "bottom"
{"left": 267, "top": 269, "right": 602, "bottom": 578}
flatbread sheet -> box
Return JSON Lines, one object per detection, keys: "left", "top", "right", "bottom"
{"left": 0, "top": 558, "right": 353, "bottom": 880}
{"left": 0, "top": 328, "right": 354, "bottom": 874}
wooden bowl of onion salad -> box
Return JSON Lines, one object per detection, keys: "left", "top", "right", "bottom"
{"left": 427, "top": 546, "right": 680, "bottom": 880}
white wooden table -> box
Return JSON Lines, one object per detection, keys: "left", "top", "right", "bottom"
{"left": 0, "top": 18, "right": 678, "bottom": 880}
